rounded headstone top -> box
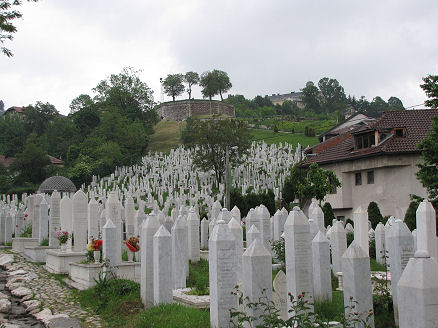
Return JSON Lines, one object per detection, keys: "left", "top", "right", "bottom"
{"left": 38, "top": 176, "right": 77, "bottom": 193}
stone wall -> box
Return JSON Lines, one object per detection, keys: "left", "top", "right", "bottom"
{"left": 156, "top": 100, "right": 235, "bottom": 121}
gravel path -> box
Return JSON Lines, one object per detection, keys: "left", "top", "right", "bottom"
{"left": 0, "top": 250, "right": 103, "bottom": 328}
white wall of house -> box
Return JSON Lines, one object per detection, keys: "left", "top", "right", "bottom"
{"left": 321, "top": 153, "right": 427, "bottom": 221}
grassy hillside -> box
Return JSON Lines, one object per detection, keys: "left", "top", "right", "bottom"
{"left": 147, "top": 120, "right": 321, "bottom": 154}
{"left": 147, "top": 120, "right": 186, "bottom": 154}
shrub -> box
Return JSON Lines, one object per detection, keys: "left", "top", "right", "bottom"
{"left": 322, "top": 202, "right": 336, "bottom": 228}
{"left": 40, "top": 238, "right": 49, "bottom": 246}
{"left": 368, "top": 201, "right": 383, "bottom": 229}
{"left": 347, "top": 232, "right": 354, "bottom": 247}
{"left": 404, "top": 200, "right": 420, "bottom": 231}
{"left": 271, "top": 239, "right": 285, "bottom": 271}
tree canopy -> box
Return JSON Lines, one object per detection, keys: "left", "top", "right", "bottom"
{"left": 199, "top": 70, "right": 232, "bottom": 101}
{"left": 318, "top": 77, "right": 347, "bottom": 113}
{"left": 163, "top": 73, "right": 185, "bottom": 101}
{"left": 184, "top": 71, "right": 199, "bottom": 100}
{"left": 0, "top": 0, "right": 38, "bottom": 57}
{"left": 421, "top": 74, "right": 438, "bottom": 109}
{"left": 282, "top": 163, "right": 341, "bottom": 209}
{"left": 182, "top": 118, "right": 251, "bottom": 187}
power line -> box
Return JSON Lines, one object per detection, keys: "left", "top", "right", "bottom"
{"left": 405, "top": 103, "right": 424, "bottom": 109}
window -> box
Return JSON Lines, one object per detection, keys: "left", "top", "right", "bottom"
{"left": 329, "top": 176, "right": 338, "bottom": 194}
{"left": 354, "top": 133, "right": 375, "bottom": 150}
{"left": 394, "top": 128, "right": 405, "bottom": 137}
{"left": 355, "top": 172, "right": 362, "bottom": 185}
{"left": 367, "top": 171, "right": 374, "bottom": 184}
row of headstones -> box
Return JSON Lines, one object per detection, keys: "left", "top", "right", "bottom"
{"left": 207, "top": 200, "right": 438, "bottom": 328}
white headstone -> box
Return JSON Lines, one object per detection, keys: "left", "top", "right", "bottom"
{"left": 187, "top": 208, "right": 200, "bottom": 262}
{"left": 312, "top": 231, "right": 332, "bottom": 301}
{"left": 342, "top": 242, "right": 374, "bottom": 327}
{"left": 72, "top": 190, "right": 88, "bottom": 252}
{"left": 398, "top": 250, "right": 438, "bottom": 328}
{"left": 330, "top": 221, "right": 347, "bottom": 275}
{"left": 200, "top": 218, "right": 208, "bottom": 249}
{"left": 38, "top": 198, "right": 49, "bottom": 243}
{"left": 153, "top": 225, "right": 173, "bottom": 305}
{"left": 49, "top": 191, "right": 61, "bottom": 247}
{"left": 141, "top": 213, "right": 160, "bottom": 308}
{"left": 88, "top": 198, "right": 99, "bottom": 241}
{"left": 375, "top": 222, "right": 385, "bottom": 265}
{"left": 353, "top": 206, "right": 369, "bottom": 255}
{"left": 246, "top": 225, "right": 261, "bottom": 249}
{"left": 228, "top": 217, "right": 243, "bottom": 284}
{"left": 272, "top": 270, "right": 288, "bottom": 320}
{"left": 416, "top": 200, "right": 437, "bottom": 261}
{"left": 209, "top": 220, "right": 237, "bottom": 328}
{"left": 242, "top": 237, "right": 272, "bottom": 327}
{"left": 172, "top": 215, "right": 188, "bottom": 289}
{"left": 284, "top": 207, "right": 314, "bottom": 315}
{"left": 102, "top": 219, "right": 117, "bottom": 267}
{"left": 107, "top": 192, "right": 122, "bottom": 263}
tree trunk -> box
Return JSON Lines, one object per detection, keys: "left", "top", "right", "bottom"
{"left": 172, "top": 95, "right": 175, "bottom": 101}
{"left": 219, "top": 90, "right": 223, "bottom": 101}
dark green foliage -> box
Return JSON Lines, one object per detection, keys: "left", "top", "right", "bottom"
{"left": 182, "top": 119, "right": 251, "bottom": 188}
{"left": 369, "top": 238, "right": 376, "bottom": 259}
{"left": 39, "top": 238, "right": 49, "bottom": 246}
{"left": 186, "top": 259, "right": 209, "bottom": 295}
{"left": 421, "top": 74, "right": 438, "bottom": 109}
{"left": 163, "top": 74, "right": 185, "bottom": 101}
{"left": 199, "top": 69, "right": 232, "bottom": 101}
{"left": 283, "top": 163, "right": 341, "bottom": 209}
{"left": 346, "top": 232, "right": 354, "bottom": 247}
{"left": 230, "top": 188, "right": 275, "bottom": 218}
{"left": 184, "top": 71, "right": 199, "bottom": 99}
{"left": 302, "top": 81, "right": 322, "bottom": 113}
{"left": 416, "top": 115, "right": 438, "bottom": 209}
{"left": 19, "top": 224, "right": 32, "bottom": 237}
{"left": 404, "top": 200, "right": 420, "bottom": 231}
{"left": 271, "top": 239, "right": 285, "bottom": 271}
{"left": 318, "top": 77, "right": 347, "bottom": 113}
{"left": 322, "top": 202, "right": 336, "bottom": 228}
{"left": 367, "top": 201, "right": 383, "bottom": 229}
{"left": 304, "top": 126, "right": 316, "bottom": 137}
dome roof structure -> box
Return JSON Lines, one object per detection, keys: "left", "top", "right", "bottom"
{"left": 38, "top": 176, "right": 77, "bottom": 193}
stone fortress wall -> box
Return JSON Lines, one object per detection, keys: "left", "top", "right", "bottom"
{"left": 156, "top": 100, "right": 235, "bottom": 121}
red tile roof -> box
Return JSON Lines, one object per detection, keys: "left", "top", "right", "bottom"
{"left": 0, "top": 154, "right": 63, "bottom": 167}
{"left": 5, "top": 106, "right": 25, "bottom": 114}
{"left": 303, "top": 109, "right": 438, "bottom": 166}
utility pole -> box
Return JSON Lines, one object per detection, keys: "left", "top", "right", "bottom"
{"left": 225, "top": 145, "right": 230, "bottom": 210}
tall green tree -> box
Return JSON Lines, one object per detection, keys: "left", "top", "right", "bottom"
{"left": 199, "top": 71, "right": 219, "bottom": 101}
{"left": 0, "top": 114, "right": 27, "bottom": 156}
{"left": 416, "top": 114, "right": 438, "bottom": 207}
{"left": 69, "top": 94, "right": 94, "bottom": 114}
{"left": 93, "top": 67, "right": 155, "bottom": 121}
{"left": 184, "top": 71, "right": 199, "bottom": 100}
{"left": 212, "top": 69, "right": 232, "bottom": 101}
{"left": 9, "top": 137, "right": 50, "bottom": 185}
{"left": 0, "top": 0, "right": 38, "bottom": 57}
{"left": 421, "top": 74, "right": 438, "bottom": 109}
{"left": 387, "top": 96, "right": 404, "bottom": 110}
{"left": 182, "top": 119, "right": 251, "bottom": 187}
{"left": 23, "top": 101, "right": 59, "bottom": 136}
{"left": 318, "top": 77, "right": 347, "bottom": 113}
{"left": 282, "top": 163, "right": 341, "bottom": 209}
{"left": 163, "top": 74, "right": 185, "bottom": 101}
{"left": 301, "top": 81, "right": 321, "bottom": 113}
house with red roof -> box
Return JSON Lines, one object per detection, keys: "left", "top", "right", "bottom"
{"left": 303, "top": 109, "right": 438, "bottom": 221}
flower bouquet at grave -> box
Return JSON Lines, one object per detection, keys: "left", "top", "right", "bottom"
{"left": 88, "top": 238, "right": 103, "bottom": 251}
{"left": 55, "top": 230, "right": 70, "bottom": 244}
{"left": 126, "top": 236, "right": 140, "bottom": 252}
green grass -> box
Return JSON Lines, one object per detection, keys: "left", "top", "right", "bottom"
{"left": 148, "top": 120, "right": 186, "bottom": 154}
{"left": 135, "top": 303, "right": 210, "bottom": 328}
{"left": 76, "top": 277, "right": 209, "bottom": 328}
{"left": 314, "top": 290, "right": 344, "bottom": 322}
{"left": 187, "top": 259, "right": 209, "bottom": 295}
{"left": 50, "top": 273, "right": 68, "bottom": 286}
{"left": 370, "top": 258, "right": 387, "bottom": 272}
{"left": 251, "top": 128, "right": 319, "bottom": 148}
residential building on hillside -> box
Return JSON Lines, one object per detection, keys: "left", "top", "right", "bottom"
{"left": 267, "top": 92, "right": 304, "bottom": 107}
{"left": 318, "top": 112, "right": 375, "bottom": 143}
{"left": 0, "top": 154, "right": 64, "bottom": 167}
{"left": 302, "top": 109, "right": 438, "bottom": 221}
{"left": 4, "top": 106, "right": 25, "bottom": 116}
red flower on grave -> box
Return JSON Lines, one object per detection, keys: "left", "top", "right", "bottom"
{"left": 126, "top": 236, "right": 140, "bottom": 252}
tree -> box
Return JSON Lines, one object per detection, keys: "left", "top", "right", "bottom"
{"left": 212, "top": 70, "right": 232, "bottom": 101}
{"left": 367, "top": 201, "right": 383, "bottom": 229}
{"left": 182, "top": 119, "right": 251, "bottom": 187}
{"left": 23, "top": 101, "right": 59, "bottom": 136}
{"left": 184, "top": 71, "right": 199, "bottom": 99}
{"left": 93, "top": 67, "right": 155, "bottom": 121}
{"left": 322, "top": 202, "right": 336, "bottom": 228}
{"left": 282, "top": 163, "right": 341, "bottom": 209}
{"left": 421, "top": 74, "right": 438, "bottom": 109}
{"left": 9, "top": 137, "right": 50, "bottom": 185}
{"left": 0, "top": 114, "right": 27, "bottom": 156}
{"left": 318, "top": 77, "right": 347, "bottom": 113}
{"left": 69, "top": 94, "right": 94, "bottom": 114}
{"left": 0, "top": 0, "right": 38, "bottom": 57}
{"left": 199, "top": 71, "right": 219, "bottom": 101}
{"left": 0, "top": 99, "right": 4, "bottom": 114}
{"left": 387, "top": 96, "right": 404, "bottom": 110}
{"left": 301, "top": 81, "right": 321, "bottom": 113}
{"left": 163, "top": 74, "right": 185, "bottom": 101}
{"left": 416, "top": 115, "right": 438, "bottom": 207}
{"left": 404, "top": 200, "right": 420, "bottom": 231}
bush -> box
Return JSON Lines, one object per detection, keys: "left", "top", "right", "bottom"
{"left": 368, "top": 201, "right": 383, "bottom": 229}
{"left": 322, "top": 202, "right": 336, "bottom": 228}
{"left": 404, "top": 200, "right": 420, "bottom": 231}
{"left": 271, "top": 239, "right": 285, "bottom": 271}
{"left": 230, "top": 188, "right": 275, "bottom": 218}
{"left": 187, "top": 259, "right": 209, "bottom": 295}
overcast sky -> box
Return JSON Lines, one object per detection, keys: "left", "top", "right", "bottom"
{"left": 1, "top": 0, "right": 437, "bottom": 115}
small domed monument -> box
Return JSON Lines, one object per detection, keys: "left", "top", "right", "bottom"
{"left": 38, "top": 176, "right": 77, "bottom": 193}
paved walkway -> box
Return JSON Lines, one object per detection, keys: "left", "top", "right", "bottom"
{"left": 0, "top": 250, "right": 103, "bottom": 328}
